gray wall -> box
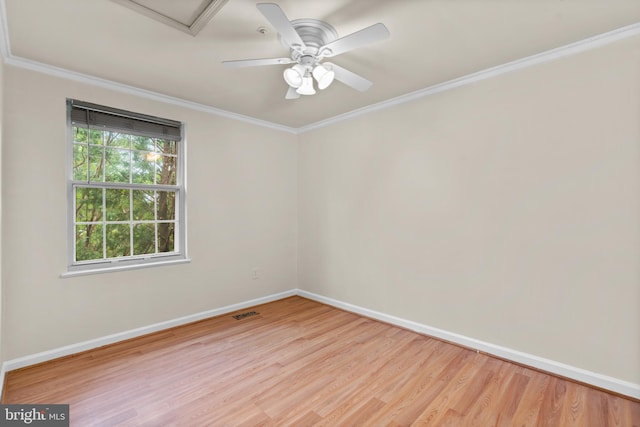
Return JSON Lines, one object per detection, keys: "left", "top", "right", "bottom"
{"left": 2, "top": 66, "right": 298, "bottom": 359}
{"left": 2, "top": 35, "right": 639, "bottom": 388}
{"left": 298, "top": 38, "right": 640, "bottom": 384}
{"left": 0, "top": 59, "right": 4, "bottom": 370}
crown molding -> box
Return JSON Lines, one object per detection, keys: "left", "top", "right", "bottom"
{"left": 297, "top": 22, "right": 640, "bottom": 134}
{"left": 2, "top": 55, "right": 298, "bottom": 134}
{"left": 0, "top": 0, "right": 638, "bottom": 135}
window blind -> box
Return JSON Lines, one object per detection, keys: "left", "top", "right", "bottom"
{"left": 69, "top": 100, "right": 181, "bottom": 141}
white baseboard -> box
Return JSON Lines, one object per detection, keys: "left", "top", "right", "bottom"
{"left": 1, "top": 289, "right": 296, "bottom": 373}
{"left": 1, "top": 288, "right": 638, "bottom": 400}
{"left": 297, "top": 290, "right": 640, "bottom": 400}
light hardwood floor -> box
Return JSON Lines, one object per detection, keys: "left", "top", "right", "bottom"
{"left": 3, "top": 296, "right": 639, "bottom": 426}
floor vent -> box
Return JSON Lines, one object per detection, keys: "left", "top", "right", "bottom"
{"left": 232, "top": 311, "right": 259, "bottom": 320}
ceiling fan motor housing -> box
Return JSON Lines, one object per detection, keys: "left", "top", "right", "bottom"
{"left": 280, "top": 19, "right": 339, "bottom": 62}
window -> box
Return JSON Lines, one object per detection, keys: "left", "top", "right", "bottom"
{"left": 66, "top": 100, "right": 187, "bottom": 274}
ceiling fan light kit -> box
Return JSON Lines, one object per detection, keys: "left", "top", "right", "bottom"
{"left": 222, "top": 3, "right": 390, "bottom": 99}
{"left": 283, "top": 63, "right": 334, "bottom": 94}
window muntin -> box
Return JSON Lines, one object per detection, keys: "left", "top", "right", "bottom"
{"left": 74, "top": 186, "right": 177, "bottom": 261}
{"left": 67, "top": 100, "right": 186, "bottom": 272}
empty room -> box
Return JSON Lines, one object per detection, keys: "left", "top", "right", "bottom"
{"left": 0, "top": 0, "right": 638, "bottom": 425}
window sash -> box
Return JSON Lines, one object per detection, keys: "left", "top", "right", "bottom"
{"left": 66, "top": 99, "right": 187, "bottom": 273}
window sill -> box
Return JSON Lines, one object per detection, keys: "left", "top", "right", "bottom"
{"left": 60, "top": 258, "right": 191, "bottom": 278}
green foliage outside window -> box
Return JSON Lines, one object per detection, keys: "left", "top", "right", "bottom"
{"left": 73, "top": 126, "right": 177, "bottom": 262}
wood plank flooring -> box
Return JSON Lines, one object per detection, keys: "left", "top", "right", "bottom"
{"left": 3, "top": 296, "right": 639, "bottom": 426}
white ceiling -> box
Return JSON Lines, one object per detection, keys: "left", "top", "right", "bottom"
{"left": 3, "top": 0, "right": 640, "bottom": 128}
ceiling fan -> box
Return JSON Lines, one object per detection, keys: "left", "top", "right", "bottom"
{"left": 222, "top": 3, "right": 390, "bottom": 99}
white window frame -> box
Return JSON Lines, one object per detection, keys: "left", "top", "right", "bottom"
{"left": 63, "top": 100, "right": 188, "bottom": 276}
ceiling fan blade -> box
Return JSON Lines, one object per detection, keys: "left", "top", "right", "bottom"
{"left": 257, "top": 3, "right": 306, "bottom": 50}
{"left": 222, "top": 57, "right": 294, "bottom": 68}
{"left": 285, "top": 86, "right": 300, "bottom": 100}
{"left": 321, "top": 23, "right": 390, "bottom": 57}
{"left": 329, "top": 63, "right": 373, "bottom": 92}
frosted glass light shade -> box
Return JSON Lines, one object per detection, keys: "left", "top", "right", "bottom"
{"left": 296, "top": 76, "right": 316, "bottom": 95}
{"left": 312, "top": 64, "right": 335, "bottom": 90}
{"left": 283, "top": 64, "right": 305, "bottom": 88}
